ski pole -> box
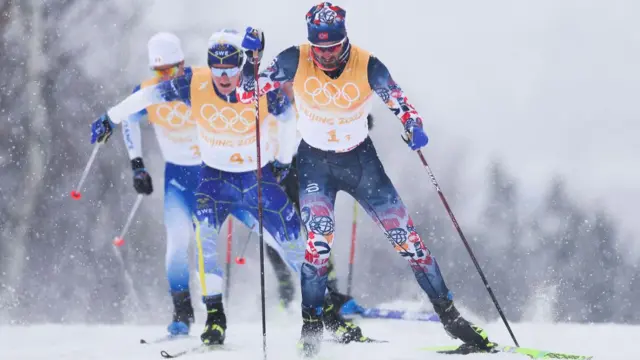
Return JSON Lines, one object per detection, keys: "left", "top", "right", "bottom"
{"left": 109, "top": 195, "right": 144, "bottom": 312}
{"left": 111, "top": 242, "right": 142, "bottom": 313}
{"left": 235, "top": 226, "right": 255, "bottom": 265}
{"left": 224, "top": 217, "right": 233, "bottom": 305}
{"left": 70, "top": 143, "right": 101, "bottom": 200}
{"left": 251, "top": 48, "right": 268, "bottom": 360}
{"left": 347, "top": 200, "right": 358, "bottom": 296}
{"left": 112, "top": 194, "right": 144, "bottom": 247}
{"left": 414, "top": 148, "right": 519, "bottom": 347}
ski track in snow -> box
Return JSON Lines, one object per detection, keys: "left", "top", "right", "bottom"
{"left": 1, "top": 316, "right": 634, "bottom": 359}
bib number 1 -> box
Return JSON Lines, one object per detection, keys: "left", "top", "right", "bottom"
{"left": 327, "top": 129, "right": 353, "bottom": 143}
{"left": 327, "top": 129, "right": 339, "bottom": 143}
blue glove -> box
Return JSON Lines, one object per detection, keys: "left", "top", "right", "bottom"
{"left": 271, "top": 160, "right": 291, "bottom": 183}
{"left": 242, "top": 27, "right": 263, "bottom": 51}
{"left": 243, "top": 27, "right": 265, "bottom": 64}
{"left": 90, "top": 113, "right": 115, "bottom": 144}
{"left": 404, "top": 119, "right": 428, "bottom": 150}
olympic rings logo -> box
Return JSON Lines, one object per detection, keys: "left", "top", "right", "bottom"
{"left": 199, "top": 104, "right": 256, "bottom": 134}
{"left": 303, "top": 77, "right": 361, "bottom": 109}
{"left": 154, "top": 103, "right": 194, "bottom": 128}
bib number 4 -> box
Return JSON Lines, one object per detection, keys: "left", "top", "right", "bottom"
{"left": 230, "top": 153, "right": 254, "bottom": 164}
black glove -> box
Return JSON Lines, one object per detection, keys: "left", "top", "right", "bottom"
{"left": 131, "top": 157, "right": 153, "bottom": 195}
{"left": 271, "top": 160, "right": 291, "bottom": 184}
{"left": 367, "top": 114, "right": 374, "bottom": 130}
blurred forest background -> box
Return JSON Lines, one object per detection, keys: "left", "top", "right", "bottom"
{"left": 2, "top": 1, "right": 639, "bottom": 325}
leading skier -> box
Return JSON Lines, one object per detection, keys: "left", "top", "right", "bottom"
{"left": 239, "top": 2, "right": 495, "bottom": 356}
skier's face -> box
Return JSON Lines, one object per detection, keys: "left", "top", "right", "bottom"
{"left": 210, "top": 64, "right": 242, "bottom": 95}
{"left": 311, "top": 38, "right": 345, "bottom": 71}
{"left": 152, "top": 61, "right": 185, "bottom": 81}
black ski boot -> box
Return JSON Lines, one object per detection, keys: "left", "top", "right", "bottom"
{"left": 278, "top": 277, "right": 295, "bottom": 309}
{"left": 433, "top": 300, "right": 495, "bottom": 351}
{"left": 266, "top": 245, "right": 295, "bottom": 309}
{"left": 298, "top": 308, "right": 324, "bottom": 358}
{"left": 201, "top": 299, "right": 226, "bottom": 345}
{"left": 167, "top": 291, "right": 194, "bottom": 335}
{"left": 327, "top": 290, "right": 354, "bottom": 312}
{"left": 322, "top": 293, "right": 365, "bottom": 343}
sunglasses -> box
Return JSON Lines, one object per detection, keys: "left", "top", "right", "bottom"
{"left": 310, "top": 38, "right": 346, "bottom": 55}
{"left": 152, "top": 65, "right": 180, "bottom": 78}
{"left": 210, "top": 66, "right": 241, "bottom": 78}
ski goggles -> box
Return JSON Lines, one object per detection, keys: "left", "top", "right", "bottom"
{"left": 310, "top": 37, "right": 347, "bottom": 55}
{"left": 210, "top": 66, "right": 242, "bottom": 78}
{"left": 152, "top": 64, "right": 180, "bottom": 78}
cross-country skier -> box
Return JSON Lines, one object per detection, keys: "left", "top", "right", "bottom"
{"left": 275, "top": 83, "right": 375, "bottom": 313}
{"left": 90, "top": 28, "right": 368, "bottom": 346}
{"left": 119, "top": 32, "right": 200, "bottom": 337}
{"left": 118, "top": 31, "right": 310, "bottom": 336}
{"left": 240, "top": 2, "right": 495, "bottom": 356}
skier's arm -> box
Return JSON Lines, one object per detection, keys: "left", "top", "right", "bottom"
{"left": 119, "top": 86, "right": 154, "bottom": 195}
{"left": 267, "top": 89, "right": 298, "bottom": 165}
{"left": 119, "top": 85, "right": 148, "bottom": 160}
{"left": 107, "top": 68, "right": 193, "bottom": 124}
{"left": 368, "top": 56, "right": 423, "bottom": 127}
{"left": 237, "top": 46, "right": 300, "bottom": 103}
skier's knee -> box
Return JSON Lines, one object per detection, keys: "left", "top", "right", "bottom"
{"left": 304, "top": 232, "right": 332, "bottom": 271}
{"left": 389, "top": 229, "right": 432, "bottom": 261}
{"left": 299, "top": 202, "right": 335, "bottom": 271}
{"left": 194, "top": 196, "right": 215, "bottom": 224}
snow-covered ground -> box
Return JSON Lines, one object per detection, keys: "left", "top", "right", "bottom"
{"left": 2, "top": 307, "right": 634, "bottom": 359}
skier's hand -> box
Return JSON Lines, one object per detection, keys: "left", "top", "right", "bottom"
{"left": 242, "top": 27, "right": 264, "bottom": 52}
{"left": 131, "top": 157, "right": 153, "bottom": 195}
{"left": 90, "top": 113, "right": 115, "bottom": 144}
{"left": 271, "top": 160, "right": 291, "bottom": 183}
{"left": 243, "top": 27, "right": 265, "bottom": 64}
{"left": 403, "top": 118, "right": 428, "bottom": 150}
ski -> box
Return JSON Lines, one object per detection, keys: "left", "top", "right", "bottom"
{"left": 140, "top": 334, "right": 193, "bottom": 345}
{"left": 420, "top": 343, "right": 593, "bottom": 359}
{"left": 341, "top": 306, "right": 440, "bottom": 322}
{"left": 159, "top": 343, "right": 232, "bottom": 358}
{"left": 359, "top": 307, "right": 439, "bottom": 322}
{"left": 324, "top": 337, "right": 389, "bottom": 344}
{"left": 355, "top": 337, "right": 388, "bottom": 344}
